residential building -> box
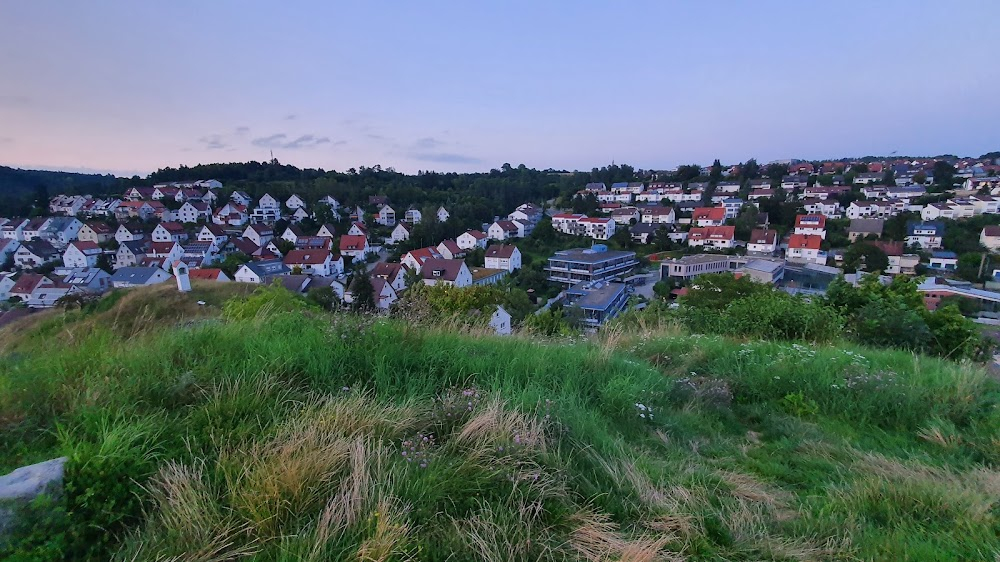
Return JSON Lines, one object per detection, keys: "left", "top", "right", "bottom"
{"left": 14, "top": 240, "right": 59, "bottom": 269}
{"left": 457, "top": 230, "right": 488, "bottom": 250}
{"left": 611, "top": 207, "right": 640, "bottom": 225}
{"left": 370, "top": 277, "right": 399, "bottom": 309}
{"left": 578, "top": 217, "right": 616, "bottom": 240}
{"left": 214, "top": 203, "right": 248, "bottom": 227}
{"left": 801, "top": 198, "right": 842, "bottom": 218}
{"left": 152, "top": 222, "right": 187, "bottom": 243}
{"left": 487, "top": 220, "right": 521, "bottom": 241}
{"left": 906, "top": 221, "right": 944, "bottom": 249}
{"left": 176, "top": 201, "right": 211, "bottom": 223}
{"left": 404, "top": 209, "right": 422, "bottom": 224}
{"left": 981, "top": 226, "right": 1000, "bottom": 251}
{"left": 59, "top": 267, "right": 112, "bottom": 293}
{"left": 347, "top": 222, "right": 368, "bottom": 236}
{"left": 391, "top": 222, "right": 412, "bottom": 243}
{"left": 189, "top": 268, "right": 231, "bottom": 282}
{"left": 687, "top": 226, "right": 736, "bottom": 249}
{"left": 420, "top": 258, "right": 472, "bottom": 288}
{"left": 692, "top": 207, "right": 726, "bottom": 227}
{"left": 251, "top": 193, "right": 281, "bottom": 224}
{"left": 489, "top": 306, "right": 512, "bottom": 335}
{"left": 244, "top": 224, "right": 274, "bottom": 247}
{"left": 793, "top": 214, "right": 827, "bottom": 238}
{"left": 339, "top": 235, "right": 370, "bottom": 259}
{"left": 639, "top": 206, "right": 676, "bottom": 224}
{"left": 286, "top": 194, "right": 307, "bottom": 210}
{"left": 401, "top": 247, "right": 443, "bottom": 272}
{"left": 545, "top": 246, "right": 637, "bottom": 286}
{"left": 484, "top": 245, "right": 522, "bottom": 272}
{"left": 234, "top": 259, "right": 290, "bottom": 284}
{"left": 230, "top": 191, "right": 252, "bottom": 206}
{"left": 0, "top": 239, "right": 20, "bottom": 263}
{"left": 786, "top": 234, "right": 827, "bottom": 265}
{"left": 115, "top": 241, "right": 148, "bottom": 269}
{"left": 848, "top": 219, "right": 884, "bottom": 242}
{"left": 721, "top": 198, "right": 744, "bottom": 220}
{"left": 436, "top": 240, "right": 466, "bottom": 260}
{"left": 371, "top": 262, "right": 408, "bottom": 293}
{"left": 376, "top": 205, "right": 396, "bottom": 226}
{"left": 283, "top": 249, "right": 338, "bottom": 277}
{"left": 747, "top": 229, "right": 779, "bottom": 254}
{"left": 436, "top": 206, "right": 451, "bottom": 222}
{"left": 551, "top": 213, "right": 587, "bottom": 234}
{"left": 927, "top": 251, "right": 958, "bottom": 271}
{"left": 316, "top": 224, "right": 337, "bottom": 239}
{"left": 115, "top": 224, "right": 146, "bottom": 243}
{"left": 78, "top": 222, "right": 113, "bottom": 244}
{"left": 63, "top": 241, "right": 102, "bottom": 268}
{"left": 318, "top": 195, "right": 340, "bottom": 211}
{"left": 197, "top": 224, "right": 228, "bottom": 245}
{"left": 110, "top": 267, "right": 172, "bottom": 288}
{"left": 280, "top": 226, "right": 305, "bottom": 244}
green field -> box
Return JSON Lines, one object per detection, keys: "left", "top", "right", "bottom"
{"left": 2, "top": 282, "right": 1000, "bottom": 560}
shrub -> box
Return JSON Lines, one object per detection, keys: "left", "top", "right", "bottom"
{"left": 723, "top": 292, "right": 843, "bottom": 342}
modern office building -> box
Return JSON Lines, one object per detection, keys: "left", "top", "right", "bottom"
{"left": 564, "top": 281, "right": 629, "bottom": 328}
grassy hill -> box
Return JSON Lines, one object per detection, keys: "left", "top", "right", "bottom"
{"left": 2, "top": 283, "right": 1000, "bottom": 560}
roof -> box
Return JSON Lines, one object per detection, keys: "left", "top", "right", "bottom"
{"left": 469, "top": 267, "right": 507, "bottom": 282}
{"left": 485, "top": 245, "right": 517, "bottom": 259}
{"left": 420, "top": 258, "right": 466, "bottom": 282}
{"left": 241, "top": 259, "right": 290, "bottom": 277}
{"left": 983, "top": 225, "right": 1000, "bottom": 238}
{"left": 907, "top": 221, "right": 944, "bottom": 236}
{"left": 188, "top": 268, "right": 226, "bottom": 280}
{"left": 371, "top": 262, "right": 404, "bottom": 279}
{"left": 579, "top": 217, "right": 612, "bottom": 224}
{"left": 493, "top": 220, "right": 519, "bottom": 232}
{"left": 283, "top": 225, "right": 305, "bottom": 237}
{"left": 150, "top": 241, "right": 179, "bottom": 254}
{"left": 869, "top": 241, "right": 903, "bottom": 256}
{"left": 462, "top": 229, "right": 487, "bottom": 240}
{"left": 931, "top": 251, "right": 958, "bottom": 259}
{"left": 688, "top": 226, "right": 735, "bottom": 241}
{"left": 295, "top": 236, "right": 332, "bottom": 250}
{"left": 10, "top": 274, "right": 49, "bottom": 295}
{"left": 566, "top": 281, "right": 627, "bottom": 311}
{"left": 849, "top": 219, "right": 885, "bottom": 234}
{"left": 549, "top": 247, "right": 637, "bottom": 264}
{"left": 18, "top": 240, "right": 58, "bottom": 257}
{"left": 248, "top": 223, "right": 274, "bottom": 235}
{"left": 110, "top": 267, "right": 167, "bottom": 284}
{"left": 395, "top": 221, "right": 412, "bottom": 232}
{"left": 748, "top": 229, "right": 778, "bottom": 245}
{"left": 552, "top": 213, "right": 587, "bottom": 220}
{"left": 439, "top": 239, "right": 463, "bottom": 255}
{"left": 339, "top": 235, "right": 368, "bottom": 251}
{"left": 787, "top": 234, "right": 823, "bottom": 250}
{"left": 201, "top": 223, "right": 226, "bottom": 236}
{"left": 283, "top": 249, "right": 332, "bottom": 265}
{"left": 795, "top": 214, "right": 827, "bottom": 229}
{"left": 158, "top": 221, "right": 185, "bottom": 233}
{"left": 69, "top": 241, "right": 101, "bottom": 254}
{"left": 405, "top": 246, "right": 443, "bottom": 263}
{"left": 84, "top": 221, "right": 112, "bottom": 233}
{"left": 692, "top": 207, "right": 727, "bottom": 221}
{"left": 640, "top": 206, "right": 674, "bottom": 216}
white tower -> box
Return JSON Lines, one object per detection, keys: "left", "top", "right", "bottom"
{"left": 172, "top": 261, "right": 191, "bottom": 292}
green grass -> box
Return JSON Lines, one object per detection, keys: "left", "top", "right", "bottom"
{"left": 2, "top": 284, "right": 1000, "bottom": 560}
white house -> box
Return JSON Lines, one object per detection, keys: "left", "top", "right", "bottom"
{"left": 578, "top": 217, "right": 616, "bottom": 240}
{"left": 152, "top": 222, "right": 187, "bottom": 243}
{"left": 376, "top": 205, "right": 396, "bottom": 226}
{"left": 746, "top": 229, "right": 778, "bottom": 255}
{"left": 286, "top": 194, "right": 307, "bottom": 210}
{"left": 793, "top": 215, "right": 827, "bottom": 239}
{"left": 391, "top": 222, "right": 412, "bottom": 244}
{"left": 109, "top": 267, "right": 172, "bottom": 288}
{"left": 420, "top": 258, "right": 472, "bottom": 288}
{"left": 370, "top": 277, "right": 399, "bottom": 310}
{"left": 317, "top": 224, "right": 338, "bottom": 239}
{"left": 234, "top": 259, "right": 290, "bottom": 284}
{"left": 230, "top": 191, "right": 253, "bottom": 206}
{"left": 981, "top": 226, "right": 1000, "bottom": 251}
{"left": 347, "top": 222, "right": 368, "bottom": 237}
{"left": 371, "top": 262, "right": 408, "bottom": 293}
{"left": 786, "top": 234, "right": 827, "bottom": 265}
{"left": 0, "top": 239, "right": 20, "bottom": 263}
{"left": 63, "top": 241, "right": 102, "bottom": 268}
{"left": 252, "top": 193, "right": 281, "bottom": 224}
{"left": 489, "top": 305, "right": 512, "bottom": 336}
{"left": 436, "top": 206, "right": 450, "bottom": 222}
{"left": 283, "top": 249, "right": 337, "bottom": 277}
{"left": 176, "top": 201, "right": 211, "bottom": 223}
{"left": 487, "top": 220, "right": 521, "bottom": 241}
{"left": 687, "top": 226, "right": 736, "bottom": 250}
{"left": 551, "top": 213, "right": 586, "bottom": 234}
{"left": 639, "top": 207, "right": 675, "bottom": 224}
{"left": 244, "top": 224, "right": 274, "bottom": 247}
{"left": 318, "top": 195, "right": 340, "bottom": 211}
{"left": 14, "top": 240, "right": 60, "bottom": 269}
{"left": 404, "top": 209, "right": 422, "bottom": 224}
{"left": 457, "top": 230, "right": 488, "bottom": 250}
{"left": 484, "top": 245, "right": 522, "bottom": 272}
{"left": 906, "top": 221, "right": 944, "bottom": 250}
{"left": 339, "top": 235, "right": 370, "bottom": 259}
{"left": 197, "top": 224, "right": 228, "bottom": 245}
{"left": 281, "top": 226, "right": 305, "bottom": 244}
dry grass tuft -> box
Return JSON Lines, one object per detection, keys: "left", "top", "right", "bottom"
{"left": 453, "top": 395, "right": 546, "bottom": 456}
{"left": 301, "top": 392, "right": 427, "bottom": 441}
{"left": 355, "top": 496, "right": 412, "bottom": 562}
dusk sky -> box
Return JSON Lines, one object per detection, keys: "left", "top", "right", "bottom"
{"left": 2, "top": 1, "right": 999, "bottom": 177}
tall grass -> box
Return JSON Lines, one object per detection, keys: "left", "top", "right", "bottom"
{"left": 2, "top": 284, "right": 1000, "bottom": 560}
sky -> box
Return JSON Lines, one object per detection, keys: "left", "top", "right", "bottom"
{"left": 1, "top": 1, "right": 999, "bottom": 178}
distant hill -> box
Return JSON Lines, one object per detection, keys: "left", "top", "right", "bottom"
{"left": 0, "top": 166, "right": 121, "bottom": 216}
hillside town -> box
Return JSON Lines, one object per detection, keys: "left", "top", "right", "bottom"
{"left": 3, "top": 154, "right": 1000, "bottom": 330}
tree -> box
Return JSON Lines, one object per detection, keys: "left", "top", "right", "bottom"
{"left": 842, "top": 242, "right": 889, "bottom": 274}
{"left": 709, "top": 159, "right": 723, "bottom": 183}
{"left": 219, "top": 252, "right": 251, "bottom": 278}
{"left": 652, "top": 280, "right": 672, "bottom": 301}
{"left": 933, "top": 161, "right": 956, "bottom": 189}
{"left": 306, "top": 286, "right": 339, "bottom": 310}
{"left": 882, "top": 169, "right": 896, "bottom": 187}
{"left": 679, "top": 273, "right": 769, "bottom": 311}
{"left": 530, "top": 217, "right": 556, "bottom": 243}
{"left": 765, "top": 163, "right": 789, "bottom": 182}
{"left": 349, "top": 270, "right": 376, "bottom": 311}
{"left": 956, "top": 253, "right": 984, "bottom": 283}
{"left": 740, "top": 159, "right": 760, "bottom": 181}
{"left": 274, "top": 239, "right": 295, "bottom": 255}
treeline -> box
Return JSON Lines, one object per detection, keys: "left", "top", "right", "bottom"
{"left": 0, "top": 166, "right": 121, "bottom": 216}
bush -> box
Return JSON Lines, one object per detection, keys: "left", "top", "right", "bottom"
{"left": 724, "top": 292, "right": 843, "bottom": 342}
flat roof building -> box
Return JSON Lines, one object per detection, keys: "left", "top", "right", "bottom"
{"left": 545, "top": 245, "right": 637, "bottom": 286}
{"left": 565, "top": 281, "right": 629, "bottom": 328}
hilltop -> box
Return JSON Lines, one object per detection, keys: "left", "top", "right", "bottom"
{"left": 2, "top": 283, "right": 1000, "bottom": 560}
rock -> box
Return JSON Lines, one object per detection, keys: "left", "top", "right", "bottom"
{"left": 0, "top": 457, "right": 67, "bottom": 501}
{"left": 0, "top": 457, "right": 67, "bottom": 537}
